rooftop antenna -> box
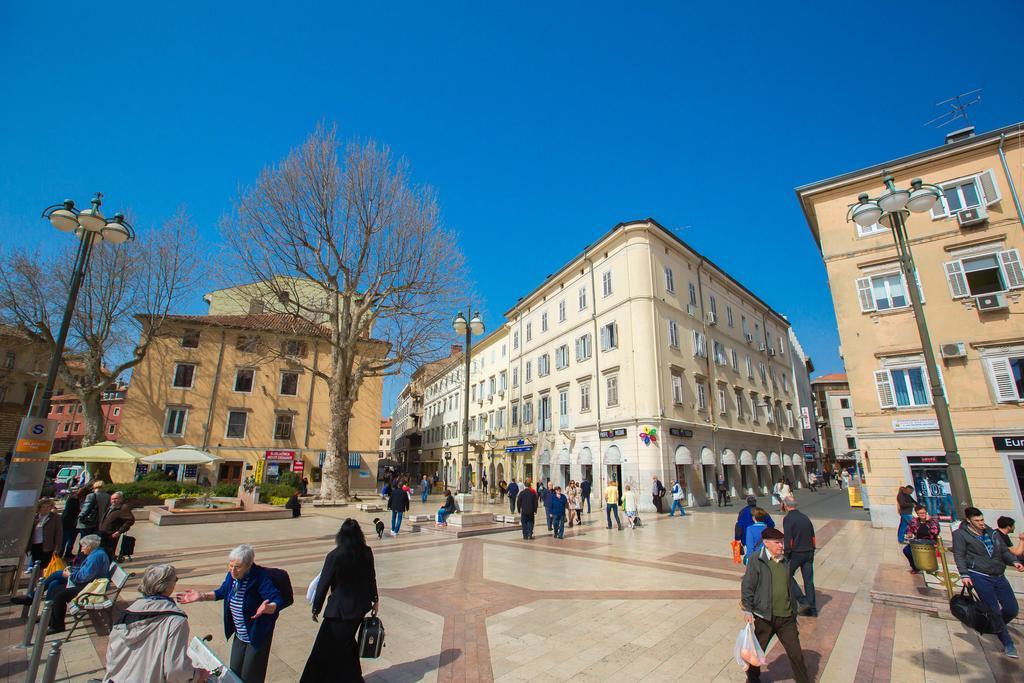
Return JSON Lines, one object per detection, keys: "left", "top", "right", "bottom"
{"left": 925, "top": 89, "right": 982, "bottom": 128}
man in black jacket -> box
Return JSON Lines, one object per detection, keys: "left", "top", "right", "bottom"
{"left": 781, "top": 497, "right": 816, "bottom": 617}
{"left": 580, "top": 478, "right": 591, "bottom": 514}
{"left": 517, "top": 480, "right": 539, "bottom": 540}
{"left": 387, "top": 484, "right": 410, "bottom": 536}
{"left": 651, "top": 476, "right": 665, "bottom": 514}
{"left": 506, "top": 478, "right": 519, "bottom": 515}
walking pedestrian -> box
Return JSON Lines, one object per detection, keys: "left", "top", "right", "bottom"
{"left": 806, "top": 471, "right": 817, "bottom": 492}
{"left": 623, "top": 484, "right": 639, "bottom": 529}
{"left": 771, "top": 481, "right": 784, "bottom": 509}
{"left": 605, "top": 480, "right": 622, "bottom": 530}
{"left": 517, "top": 480, "right": 539, "bottom": 540}
{"left": 781, "top": 497, "right": 816, "bottom": 617}
{"left": 481, "top": 474, "right": 488, "bottom": 492}
{"left": 61, "top": 486, "right": 86, "bottom": 559}
{"left": 580, "top": 477, "right": 592, "bottom": 514}
{"left": 896, "top": 485, "right": 917, "bottom": 543}
{"left": 177, "top": 544, "right": 284, "bottom": 683}
{"left": 952, "top": 507, "right": 1024, "bottom": 658}
{"left": 717, "top": 474, "right": 729, "bottom": 507}
{"left": 668, "top": 479, "right": 687, "bottom": 517}
{"left": 77, "top": 480, "right": 111, "bottom": 541}
{"left": 569, "top": 481, "right": 583, "bottom": 526}
{"left": 27, "top": 498, "right": 61, "bottom": 570}
{"left": 420, "top": 474, "right": 430, "bottom": 503}
{"left": 300, "top": 477, "right": 309, "bottom": 496}
{"left": 387, "top": 483, "right": 410, "bottom": 536}
{"left": 541, "top": 481, "right": 555, "bottom": 532}
{"left": 735, "top": 496, "right": 775, "bottom": 545}
{"left": 549, "top": 486, "right": 568, "bottom": 539}
{"left": 743, "top": 508, "right": 769, "bottom": 564}
{"left": 740, "top": 527, "right": 811, "bottom": 683}
{"left": 902, "top": 505, "right": 939, "bottom": 573}
{"left": 98, "top": 491, "right": 135, "bottom": 557}
{"left": 506, "top": 478, "right": 519, "bottom": 514}
{"left": 651, "top": 475, "right": 665, "bottom": 513}
{"left": 302, "top": 519, "right": 379, "bottom": 682}
{"left": 841, "top": 469, "right": 851, "bottom": 490}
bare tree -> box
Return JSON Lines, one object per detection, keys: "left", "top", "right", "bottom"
{"left": 0, "top": 209, "right": 202, "bottom": 451}
{"left": 223, "top": 124, "right": 466, "bottom": 500}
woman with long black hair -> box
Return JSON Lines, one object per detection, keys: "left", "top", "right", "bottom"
{"left": 301, "top": 519, "right": 379, "bottom": 682}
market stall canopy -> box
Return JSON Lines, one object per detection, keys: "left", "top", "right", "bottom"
{"left": 49, "top": 441, "right": 145, "bottom": 463}
{"left": 141, "top": 445, "right": 222, "bottom": 465}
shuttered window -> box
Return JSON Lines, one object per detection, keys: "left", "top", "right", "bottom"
{"left": 692, "top": 331, "right": 707, "bottom": 358}
{"left": 985, "top": 355, "right": 1024, "bottom": 403}
{"left": 933, "top": 170, "right": 1001, "bottom": 218}
{"left": 945, "top": 249, "right": 1024, "bottom": 298}
{"left": 668, "top": 319, "right": 679, "bottom": 348}
{"left": 875, "top": 365, "right": 930, "bottom": 408}
{"left": 599, "top": 322, "right": 618, "bottom": 351}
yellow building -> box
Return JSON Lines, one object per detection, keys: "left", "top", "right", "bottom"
{"left": 797, "top": 124, "right": 1024, "bottom": 527}
{"left": 118, "top": 309, "right": 382, "bottom": 489}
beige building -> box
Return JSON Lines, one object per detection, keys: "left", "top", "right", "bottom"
{"left": 797, "top": 123, "right": 1024, "bottom": 527}
{"left": 379, "top": 418, "right": 392, "bottom": 460}
{"left": 118, "top": 293, "right": 383, "bottom": 488}
{"left": 391, "top": 345, "right": 463, "bottom": 478}
{"left": 810, "top": 373, "right": 858, "bottom": 467}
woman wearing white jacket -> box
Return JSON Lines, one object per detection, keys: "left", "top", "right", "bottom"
{"left": 103, "top": 564, "right": 209, "bottom": 683}
{"left": 623, "top": 484, "right": 640, "bottom": 529}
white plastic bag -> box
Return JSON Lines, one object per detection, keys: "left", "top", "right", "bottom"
{"left": 306, "top": 572, "right": 320, "bottom": 604}
{"left": 734, "top": 622, "right": 767, "bottom": 669}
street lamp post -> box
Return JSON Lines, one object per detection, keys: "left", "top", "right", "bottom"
{"left": 848, "top": 173, "right": 972, "bottom": 517}
{"left": 452, "top": 311, "right": 484, "bottom": 496}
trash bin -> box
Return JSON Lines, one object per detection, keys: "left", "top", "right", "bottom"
{"left": 847, "top": 485, "right": 863, "bottom": 508}
{"left": 909, "top": 539, "right": 938, "bottom": 573}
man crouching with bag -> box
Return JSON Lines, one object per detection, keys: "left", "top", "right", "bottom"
{"left": 739, "top": 527, "right": 810, "bottom": 683}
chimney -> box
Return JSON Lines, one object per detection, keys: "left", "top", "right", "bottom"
{"left": 945, "top": 126, "right": 975, "bottom": 145}
{"left": 450, "top": 344, "right": 463, "bottom": 355}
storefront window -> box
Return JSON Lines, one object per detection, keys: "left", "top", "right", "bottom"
{"left": 907, "top": 455, "right": 955, "bottom": 522}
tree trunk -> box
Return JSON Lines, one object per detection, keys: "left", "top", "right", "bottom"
{"left": 80, "top": 389, "right": 111, "bottom": 479}
{"left": 320, "top": 383, "right": 354, "bottom": 501}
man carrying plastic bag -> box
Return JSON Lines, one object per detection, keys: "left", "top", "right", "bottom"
{"left": 739, "top": 527, "right": 810, "bottom": 682}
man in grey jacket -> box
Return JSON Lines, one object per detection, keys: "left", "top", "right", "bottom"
{"left": 952, "top": 507, "right": 1024, "bottom": 659}
{"left": 740, "top": 527, "right": 810, "bottom": 683}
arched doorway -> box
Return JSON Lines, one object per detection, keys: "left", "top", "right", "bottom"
{"left": 793, "top": 453, "right": 808, "bottom": 487}
{"left": 605, "top": 444, "right": 623, "bottom": 503}
{"left": 539, "top": 449, "right": 551, "bottom": 486}
{"left": 783, "top": 453, "right": 796, "bottom": 489}
{"left": 721, "top": 448, "right": 739, "bottom": 500}
{"left": 496, "top": 462, "right": 505, "bottom": 485}
{"left": 770, "top": 451, "right": 783, "bottom": 488}
{"left": 579, "top": 447, "right": 593, "bottom": 487}
{"left": 756, "top": 451, "right": 771, "bottom": 495}
{"left": 558, "top": 448, "right": 571, "bottom": 487}
{"left": 700, "top": 447, "right": 716, "bottom": 501}
{"left": 674, "top": 445, "right": 703, "bottom": 507}
{"left": 740, "top": 450, "right": 757, "bottom": 495}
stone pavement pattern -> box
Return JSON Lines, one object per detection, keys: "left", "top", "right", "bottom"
{"left": 2, "top": 487, "right": 1022, "bottom": 682}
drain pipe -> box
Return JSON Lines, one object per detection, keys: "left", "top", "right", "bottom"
{"left": 997, "top": 133, "right": 1024, "bottom": 228}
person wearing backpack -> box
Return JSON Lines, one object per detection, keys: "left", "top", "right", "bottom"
{"left": 952, "top": 507, "right": 1024, "bottom": 659}
{"left": 177, "top": 544, "right": 287, "bottom": 683}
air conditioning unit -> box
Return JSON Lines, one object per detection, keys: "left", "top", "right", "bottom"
{"left": 686, "top": 303, "right": 698, "bottom": 317}
{"left": 976, "top": 292, "right": 1008, "bottom": 311}
{"left": 957, "top": 206, "right": 988, "bottom": 228}
{"left": 706, "top": 311, "right": 718, "bottom": 325}
{"left": 744, "top": 333, "right": 754, "bottom": 344}
{"left": 940, "top": 342, "right": 967, "bottom": 359}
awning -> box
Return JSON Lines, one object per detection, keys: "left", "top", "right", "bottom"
{"left": 557, "top": 448, "right": 570, "bottom": 465}
{"left": 49, "top": 441, "right": 144, "bottom": 463}
{"left": 605, "top": 445, "right": 622, "bottom": 465}
{"left": 579, "top": 447, "right": 593, "bottom": 465}
{"left": 721, "top": 448, "right": 737, "bottom": 465}
{"left": 700, "top": 447, "right": 715, "bottom": 465}
{"left": 674, "top": 445, "right": 692, "bottom": 465}
{"left": 793, "top": 453, "right": 806, "bottom": 467}
{"left": 756, "top": 450, "right": 769, "bottom": 466}
{"left": 769, "top": 451, "right": 782, "bottom": 466}
{"left": 142, "top": 445, "right": 222, "bottom": 466}
{"left": 740, "top": 450, "right": 755, "bottom": 466}
{"left": 783, "top": 454, "right": 793, "bottom": 466}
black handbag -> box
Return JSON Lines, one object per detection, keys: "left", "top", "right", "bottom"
{"left": 949, "top": 585, "right": 1004, "bottom": 634}
{"left": 357, "top": 615, "right": 386, "bottom": 658}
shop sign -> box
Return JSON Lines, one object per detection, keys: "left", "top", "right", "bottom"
{"left": 801, "top": 407, "right": 812, "bottom": 430}
{"left": 803, "top": 443, "right": 816, "bottom": 453}
{"left": 993, "top": 436, "right": 1024, "bottom": 451}
{"left": 599, "top": 428, "right": 627, "bottom": 439}
{"left": 253, "top": 459, "right": 266, "bottom": 484}
{"left": 265, "top": 449, "right": 296, "bottom": 461}
{"left": 906, "top": 454, "right": 947, "bottom": 465}
{"left": 892, "top": 418, "right": 939, "bottom": 432}
{"left": 292, "top": 459, "right": 305, "bottom": 474}
{"left": 668, "top": 428, "right": 693, "bottom": 437}
{"left": 506, "top": 445, "right": 532, "bottom": 453}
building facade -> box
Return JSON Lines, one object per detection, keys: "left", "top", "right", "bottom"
{"left": 810, "top": 374, "right": 857, "bottom": 468}
{"left": 49, "top": 383, "right": 128, "bottom": 452}
{"left": 797, "top": 123, "right": 1024, "bottom": 527}
{"left": 379, "top": 418, "right": 392, "bottom": 461}
{"left": 787, "top": 329, "right": 819, "bottom": 472}
{"left": 391, "top": 345, "right": 463, "bottom": 479}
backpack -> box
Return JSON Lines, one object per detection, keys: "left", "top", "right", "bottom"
{"left": 258, "top": 566, "right": 294, "bottom": 610}
{"left": 949, "top": 586, "right": 1004, "bottom": 634}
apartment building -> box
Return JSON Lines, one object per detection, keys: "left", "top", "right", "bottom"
{"left": 420, "top": 349, "right": 465, "bottom": 483}
{"left": 810, "top": 374, "right": 857, "bottom": 468}
{"left": 391, "top": 345, "right": 463, "bottom": 479}
{"left": 49, "top": 383, "right": 128, "bottom": 452}
{"left": 797, "top": 123, "right": 1024, "bottom": 527}
{"left": 379, "top": 418, "right": 392, "bottom": 460}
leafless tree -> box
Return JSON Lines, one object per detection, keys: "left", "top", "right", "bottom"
{"left": 0, "top": 209, "right": 202, "bottom": 451}
{"left": 222, "top": 124, "right": 467, "bottom": 500}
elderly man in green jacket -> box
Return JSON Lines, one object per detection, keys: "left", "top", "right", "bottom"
{"left": 740, "top": 527, "right": 810, "bottom": 683}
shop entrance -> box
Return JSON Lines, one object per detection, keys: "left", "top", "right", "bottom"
{"left": 560, "top": 464, "right": 571, "bottom": 487}
{"left": 607, "top": 464, "right": 623, "bottom": 503}
{"left": 218, "top": 461, "right": 243, "bottom": 483}
{"left": 702, "top": 464, "right": 717, "bottom": 500}
{"left": 906, "top": 454, "right": 955, "bottom": 522}
{"left": 581, "top": 464, "right": 593, "bottom": 485}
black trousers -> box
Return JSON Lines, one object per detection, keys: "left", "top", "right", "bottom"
{"left": 29, "top": 543, "right": 50, "bottom": 569}
{"left": 787, "top": 550, "right": 816, "bottom": 611}
{"left": 653, "top": 495, "right": 663, "bottom": 513}
{"left": 47, "top": 583, "right": 83, "bottom": 632}
{"left": 717, "top": 490, "right": 728, "bottom": 506}
{"left": 230, "top": 632, "right": 273, "bottom": 683}
{"left": 747, "top": 615, "right": 809, "bottom": 683}
{"left": 300, "top": 617, "right": 362, "bottom": 682}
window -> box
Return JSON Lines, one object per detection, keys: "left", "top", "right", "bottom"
{"left": 576, "top": 333, "right": 593, "bottom": 361}
{"left": 488, "top": 376, "right": 496, "bottom": 395}
{"left": 236, "top": 336, "right": 261, "bottom": 353}
{"left": 63, "top": 422, "right": 70, "bottom": 433}
{"left": 226, "top": 411, "right": 248, "bottom": 438}
{"left": 4, "top": 351, "right": 15, "bottom": 369}
{"left": 742, "top": 316, "right": 749, "bottom": 336}
{"left": 856, "top": 221, "right": 888, "bottom": 238}
{"left": 692, "top": 331, "right": 707, "bottom": 358}
{"left": 696, "top": 382, "right": 707, "bottom": 411}
{"left": 248, "top": 299, "right": 265, "bottom": 314}
{"left": 668, "top": 320, "right": 679, "bottom": 348}
{"left": 513, "top": 330, "right": 520, "bottom": 350}
{"left": 512, "top": 367, "right": 519, "bottom": 387}
{"left": 541, "top": 312, "right": 549, "bottom": 332}
{"left": 580, "top": 382, "right": 591, "bottom": 412}
{"left": 746, "top": 356, "right": 754, "bottom": 379}
{"left": 497, "top": 407, "right": 506, "bottom": 429}
{"left": 778, "top": 336, "right": 786, "bottom": 356}
{"left": 172, "top": 363, "right": 196, "bottom": 389}
{"left": 846, "top": 436, "right": 857, "bottom": 449}
{"left": 107, "top": 424, "right": 116, "bottom": 435}
{"left": 843, "top": 417, "right": 853, "bottom": 428}
{"left": 578, "top": 286, "right": 588, "bottom": 310}
{"left": 839, "top": 398, "right": 850, "bottom": 409}
{"left": 934, "top": 170, "right": 1000, "bottom": 218}
{"left": 874, "top": 364, "right": 930, "bottom": 408}
{"left": 709, "top": 295, "right": 718, "bottom": 317}
{"left": 735, "top": 389, "right": 744, "bottom": 419}
{"left": 280, "top": 371, "right": 299, "bottom": 396}
{"left": 606, "top": 375, "right": 619, "bottom": 406}
{"left": 526, "top": 323, "right": 533, "bottom": 342}
{"left": 523, "top": 400, "right": 534, "bottom": 423}
{"left": 525, "top": 360, "right": 533, "bottom": 383}
{"left": 749, "top": 394, "right": 758, "bottom": 421}
{"left": 558, "top": 390, "right": 569, "bottom": 428}
{"left": 731, "top": 349, "right": 739, "bottom": 371}
{"left": 538, "top": 395, "right": 552, "bottom": 431}
{"left": 555, "top": 345, "right": 570, "bottom": 370}
{"left": 727, "top": 306, "right": 734, "bottom": 328}
{"left": 164, "top": 407, "right": 188, "bottom": 436}
{"left": 274, "top": 414, "right": 294, "bottom": 440}
{"left": 782, "top": 373, "right": 790, "bottom": 393}
{"left": 181, "top": 329, "right": 200, "bottom": 348}
{"left": 602, "top": 270, "right": 613, "bottom": 297}
{"left": 786, "top": 407, "right": 795, "bottom": 428}
{"left": 56, "top": 405, "right": 64, "bottom": 414}
{"left": 664, "top": 266, "right": 675, "bottom": 293}
{"left": 558, "top": 300, "right": 566, "bottom": 323}
{"left": 600, "top": 322, "right": 618, "bottom": 351}
{"left": 856, "top": 272, "right": 914, "bottom": 312}
{"left": 688, "top": 282, "right": 697, "bottom": 307}
{"left": 758, "top": 362, "right": 767, "bottom": 385}
{"left": 538, "top": 354, "right": 550, "bottom": 376}
{"left": 499, "top": 371, "right": 507, "bottom": 391}
{"left": 511, "top": 403, "right": 519, "bottom": 426}
{"left": 718, "top": 386, "right": 727, "bottom": 415}
{"left": 282, "top": 340, "right": 308, "bottom": 357}
{"left": 671, "top": 372, "right": 684, "bottom": 404}
{"left": 985, "top": 353, "right": 1024, "bottom": 402}
{"left": 233, "top": 368, "right": 255, "bottom": 393}
{"left": 713, "top": 341, "right": 727, "bottom": 366}
{"left": 944, "top": 250, "right": 1024, "bottom": 298}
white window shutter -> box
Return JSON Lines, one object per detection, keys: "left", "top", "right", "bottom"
{"left": 979, "top": 169, "right": 1002, "bottom": 206}
{"left": 874, "top": 370, "right": 896, "bottom": 408}
{"left": 944, "top": 261, "right": 969, "bottom": 298}
{"left": 987, "top": 357, "right": 1020, "bottom": 402}
{"left": 931, "top": 195, "right": 947, "bottom": 220}
{"left": 999, "top": 249, "right": 1024, "bottom": 290}
{"left": 856, "top": 277, "right": 875, "bottom": 312}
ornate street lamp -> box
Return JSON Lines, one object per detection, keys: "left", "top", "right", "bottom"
{"left": 453, "top": 311, "right": 484, "bottom": 495}
{"left": 847, "top": 173, "right": 972, "bottom": 517}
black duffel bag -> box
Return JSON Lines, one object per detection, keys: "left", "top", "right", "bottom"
{"left": 949, "top": 585, "right": 1004, "bottom": 634}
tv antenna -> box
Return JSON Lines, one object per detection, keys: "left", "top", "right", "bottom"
{"left": 925, "top": 89, "right": 981, "bottom": 128}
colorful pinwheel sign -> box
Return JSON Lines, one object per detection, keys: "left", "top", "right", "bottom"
{"left": 639, "top": 426, "right": 657, "bottom": 446}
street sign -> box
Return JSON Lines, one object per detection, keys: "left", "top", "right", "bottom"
{"left": 0, "top": 417, "right": 56, "bottom": 564}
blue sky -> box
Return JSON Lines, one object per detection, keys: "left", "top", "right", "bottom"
{"left": 2, "top": 1, "right": 1022, "bottom": 414}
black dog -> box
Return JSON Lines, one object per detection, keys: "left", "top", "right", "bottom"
{"left": 373, "top": 518, "right": 385, "bottom": 539}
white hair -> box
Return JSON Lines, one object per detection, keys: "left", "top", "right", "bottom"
{"left": 80, "top": 534, "right": 102, "bottom": 551}
{"left": 782, "top": 497, "right": 798, "bottom": 509}
{"left": 227, "top": 544, "right": 255, "bottom": 566}
{"left": 139, "top": 564, "right": 178, "bottom": 596}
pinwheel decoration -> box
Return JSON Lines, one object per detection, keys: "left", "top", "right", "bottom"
{"left": 639, "top": 426, "right": 657, "bottom": 446}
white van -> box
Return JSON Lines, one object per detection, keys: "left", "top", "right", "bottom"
{"left": 55, "top": 465, "right": 88, "bottom": 486}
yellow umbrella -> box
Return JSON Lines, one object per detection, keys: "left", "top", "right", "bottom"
{"left": 49, "top": 440, "right": 145, "bottom": 463}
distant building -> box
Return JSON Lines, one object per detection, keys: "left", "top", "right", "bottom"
{"left": 49, "top": 383, "right": 128, "bottom": 452}
{"left": 379, "top": 418, "right": 392, "bottom": 460}
{"left": 811, "top": 374, "right": 856, "bottom": 468}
